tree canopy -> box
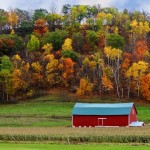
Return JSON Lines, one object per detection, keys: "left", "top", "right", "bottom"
{"left": 0, "top": 5, "right": 150, "bottom": 102}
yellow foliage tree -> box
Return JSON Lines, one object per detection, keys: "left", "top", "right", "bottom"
{"left": 126, "top": 61, "right": 148, "bottom": 79}
{"left": 88, "top": 61, "right": 97, "bottom": 70}
{"left": 12, "top": 69, "right": 28, "bottom": 95}
{"left": 110, "top": 48, "right": 122, "bottom": 61}
{"left": 76, "top": 78, "right": 94, "bottom": 96}
{"left": 97, "top": 12, "right": 113, "bottom": 25}
{"left": 104, "top": 46, "right": 122, "bottom": 65}
{"left": 12, "top": 55, "right": 29, "bottom": 97}
{"left": 104, "top": 46, "right": 111, "bottom": 64}
{"left": 31, "top": 61, "right": 43, "bottom": 87}
{"left": 130, "top": 20, "right": 150, "bottom": 40}
{"left": 126, "top": 61, "right": 148, "bottom": 97}
{"left": 62, "top": 38, "right": 73, "bottom": 51}
{"left": 31, "top": 62, "right": 42, "bottom": 73}
{"left": 46, "top": 54, "right": 58, "bottom": 85}
{"left": 7, "top": 10, "right": 18, "bottom": 28}
{"left": 82, "top": 57, "right": 89, "bottom": 66}
{"left": 114, "top": 27, "right": 118, "bottom": 34}
{"left": 97, "top": 12, "right": 106, "bottom": 20}
{"left": 42, "top": 43, "right": 53, "bottom": 55}
{"left": 10, "top": 29, "right": 15, "bottom": 35}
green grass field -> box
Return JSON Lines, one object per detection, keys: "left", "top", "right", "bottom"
{"left": 0, "top": 94, "right": 74, "bottom": 127}
{"left": 0, "top": 143, "right": 150, "bottom": 150}
{"left": 0, "top": 94, "right": 149, "bottom": 127}
{"left": 136, "top": 105, "right": 150, "bottom": 122}
{"left": 0, "top": 93, "right": 149, "bottom": 146}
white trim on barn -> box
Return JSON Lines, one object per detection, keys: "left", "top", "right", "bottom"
{"left": 98, "top": 118, "right": 107, "bottom": 126}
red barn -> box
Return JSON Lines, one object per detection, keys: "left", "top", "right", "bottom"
{"left": 72, "top": 103, "right": 143, "bottom": 127}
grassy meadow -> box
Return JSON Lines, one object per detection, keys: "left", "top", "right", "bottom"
{"left": 0, "top": 94, "right": 73, "bottom": 127}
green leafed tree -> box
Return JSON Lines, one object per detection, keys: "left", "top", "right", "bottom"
{"left": 86, "top": 30, "right": 98, "bottom": 51}
{"left": 42, "top": 29, "right": 68, "bottom": 51}
{"left": 106, "top": 33, "right": 125, "bottom": 49}
{"left": 27, "top": 35, "right": 40, "bottom": 52}
{"left": 0, "top": 56, "right": 13, "bottom": 102}
{"left": 72, "top": 32, "right": 84, "bottom": 52}
{"left": 32, "top": 9, "right": 48, "bottom": 21}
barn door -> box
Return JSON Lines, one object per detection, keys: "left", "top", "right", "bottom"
{"left": 98, "top": 118, "right": 106, "bottom": 126}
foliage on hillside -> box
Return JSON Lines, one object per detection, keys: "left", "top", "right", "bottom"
{"left": 0, "top": 5, "right": 150, "bottom": 102}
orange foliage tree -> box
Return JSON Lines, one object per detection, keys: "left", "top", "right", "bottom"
{"left": 141, "top": 73, "right": 150, "bottom": 100}
{"left": 133, "top": 40, "right": 148, "bottom": 61}
{"left": 12, "top": 55, "right": 29, "bottom": 98}
{"left": 102, "top": 76, "right": 113, "bottom": 92}
{"left": 98, "top": 33, "right": 105, "bottom": 49}
{"left": 62, "top": 58, "right": 75, "bottom": 87}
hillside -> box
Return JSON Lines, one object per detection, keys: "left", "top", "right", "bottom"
{"left": 0, "top": 5, "right": 150, "bottom": 103}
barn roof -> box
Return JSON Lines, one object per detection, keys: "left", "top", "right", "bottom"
{"left": 72, "top": 103, "right": 137, "bottom": 116}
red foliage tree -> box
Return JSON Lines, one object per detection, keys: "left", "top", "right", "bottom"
{"left": 34, "top": 19, "right": 49, "bottom": 36}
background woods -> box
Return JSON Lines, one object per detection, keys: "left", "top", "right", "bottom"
{"left": 0, "top": 5, "right": 150, "bottom": 102}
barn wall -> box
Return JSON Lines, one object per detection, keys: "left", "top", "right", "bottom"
{"left": 73, "top": 115, "right": 128, "bottom": 127}
{"left": 129, "top": 106, "right": 137, "bottom": 123}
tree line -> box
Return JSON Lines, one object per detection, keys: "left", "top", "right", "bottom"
{"left": 0, "top": 5, "right": 150, "bottom": 102}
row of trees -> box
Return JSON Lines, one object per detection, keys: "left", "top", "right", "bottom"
{"left": 0, "top": 5, "right": 150, "bottom": 33}
{"left": 0, "top": 5, "right": 150, "bottom": 102}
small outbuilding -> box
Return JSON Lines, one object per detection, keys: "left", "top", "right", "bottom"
{"left": 72, "top": 103, "right": 143, "bottom": 127}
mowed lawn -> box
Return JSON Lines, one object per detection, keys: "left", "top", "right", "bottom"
{"left": 0, "top": 143, "right": 150, "bottom": 150}
{"left": 0, "top": 94, "right": 149, "bottom": 127}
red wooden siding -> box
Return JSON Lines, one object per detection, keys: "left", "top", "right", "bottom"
{"left": 73, "top": 115, "right": 129, "bottom": 127}
{"left": 129, "top": 106, "right": 137, "bottom": 123}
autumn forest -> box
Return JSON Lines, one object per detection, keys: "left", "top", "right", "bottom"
{"left": 0, "top": 5, "right": 150, "bottom": 102}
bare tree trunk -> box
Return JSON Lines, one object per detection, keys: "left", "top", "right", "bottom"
{"left": 2, "top": 92, "right": 5, "bottom": 102}
{"left": 6, "top": 92, "right": 8, "bottom": 102}
{"left": 97, "top": 64, "right": 102, "bottom": 93}
{"left": 121, "top": 88, "right": 124, "bottom": 98}
{"left": 128, "top": 79, "right": 130, "bottom": 98}
{"left": 137, "top": 81, "right": 140, "bottom": 98}
{"left": 113, "top": 71, "right": 120, "bottom": 99}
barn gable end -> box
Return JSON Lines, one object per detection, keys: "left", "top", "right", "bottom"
{"left": 129, "top": 105, "right": 137, "bottom": 124}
